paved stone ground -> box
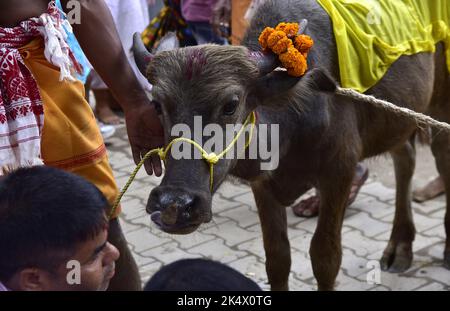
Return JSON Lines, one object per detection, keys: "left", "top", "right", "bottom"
{"left": 106, "top": 125, "right": 449, "bottom": 291}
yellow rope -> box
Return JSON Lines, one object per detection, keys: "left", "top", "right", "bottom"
{"left": 109, "top": 111, "right": 256, "bottom": 219}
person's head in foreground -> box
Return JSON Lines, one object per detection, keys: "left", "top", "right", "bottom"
{"left": 0, "top": 166, "right": 119, "bottom": 291}
{"left": 144, "top": 258, "right": 262, "bottom": 291}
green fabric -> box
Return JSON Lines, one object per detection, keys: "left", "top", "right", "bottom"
{"left": 316, "top": 0, "right": 450, "bottom": 92}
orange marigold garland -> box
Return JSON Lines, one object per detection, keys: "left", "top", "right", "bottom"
{"left": 258, "top": 22, "right": 314, "bottom": 77}
{"left": 280, "top": 47, "right": 307, "bottom": 77}
{"left": 258, "top": 27, "right": 274, "bottom": 50}
{"left": 275, "top": 22, "right": 299, "bottom": 38}
{"left": 294, "top": 34, "right": 314, "bottom": 57}
{"left": 268, "top": 32, "right": 293, "bottom": 54}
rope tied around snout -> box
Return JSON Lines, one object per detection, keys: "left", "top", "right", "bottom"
{"left": 109, "top": 111, "right": 256, "bottom": 219}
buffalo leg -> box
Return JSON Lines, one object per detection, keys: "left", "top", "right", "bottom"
{"left": 431, "top": 128, "right": 450, "bottom": 269}
{"left": 310, "top": 165, "right": 355, "bottom": 290}
{"left": 381, "top": 138, "right": 416, "bottom": 272}
{"left": 252, "top": 181, "right": 291, "bottom": 291}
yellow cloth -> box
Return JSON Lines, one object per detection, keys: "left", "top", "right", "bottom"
{"left": 18, "top": 38, "right": 121, "bottom": 218}
{"left": 317, "top": 0, "right": 450, "bottom": 92}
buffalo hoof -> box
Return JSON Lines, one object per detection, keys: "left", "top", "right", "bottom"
{"left": 380, "top": 241, "right": 413, "bottom": 273}
{"left": 317, "top": 284, "right": 334, "bottom": 291}
{"left": 270, "top": 283, "right": 289, "bottom": 291}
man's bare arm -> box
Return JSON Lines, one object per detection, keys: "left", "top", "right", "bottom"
{"left": 60, "top": 0, "right": 145, "bottom": 112}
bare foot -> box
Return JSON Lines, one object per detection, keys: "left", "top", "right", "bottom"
{"left": 348, "top": 163, "right": 369, "bottom": 206}
{"left": 96, "top": 104, "right": 122, "bottom": 125}
{"left": 94, "top": 89, "right": 122, "bottom": 125}
{"left": 292, "top": 196, "right": 320, "bottom": 218}
{"left": 413, "top": 176, "right": 445, "bottom": 203}
{"left": 292, "top": 163, "right": 369, "bottom": 218}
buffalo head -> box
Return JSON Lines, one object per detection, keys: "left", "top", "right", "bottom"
{"left": 132, "top": 27, "right": 336, "bottom": 234}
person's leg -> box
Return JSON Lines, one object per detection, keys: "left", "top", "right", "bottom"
{"left": 412, "top": 175, "right": 445, "bottom": 202}
{"left": 84, "top": 72, "right": 117, "bottom": 141}
{"left": 84, "top": 71, "right": 92, "bottom": 102}
{"left": 107, "top": 218, "right": 142, "bottom": 290}
{"left": 291, "top": 194, "right": 320, "bottom": 218}
{"left": 93, "top": 89, "right": 122, "bottom": 125}
{"left": 188, "top": 21, "right": 227, "bottom": 45}
{"left": 292, "top": 162, "right": 369, "bottom": 217}
{"left": 347, "top": 162, "right": 370, "bottom": 205}
{"left": 90, "top": 70, "right": 122, "bottom": 125}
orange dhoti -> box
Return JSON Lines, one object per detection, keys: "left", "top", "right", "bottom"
{"left": 19, "top": 38, "right": 121, "bottom": 218}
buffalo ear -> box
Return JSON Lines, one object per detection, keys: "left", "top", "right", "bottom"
{"left": 155, "top": 32, "right": 180, "bottom": 53}
{"left": 251, "top": 67, "right": 337, "bottom": 102}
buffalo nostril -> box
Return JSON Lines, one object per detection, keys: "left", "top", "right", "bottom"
{"left": 182, "top": 211, "right": 191, "bottom": 220}
{"left": 181, "top": 195, "right": 195, "bottom": 220}
{"left": 147, "top": 189, "right": 163, "bottom": 214}
{"left": 161, "top": 203, "right": 178, "bottom": 225}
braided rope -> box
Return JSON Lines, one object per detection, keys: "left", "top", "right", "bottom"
{"left": 336, "top": 87, "right": 450, "bottom": 133}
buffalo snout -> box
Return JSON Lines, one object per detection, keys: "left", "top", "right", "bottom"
{"left": 146, "top": 186, "right": 211, "bottom": 234}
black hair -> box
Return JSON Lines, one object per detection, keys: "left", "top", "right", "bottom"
{"left": 0, "top": 166, "right": 109, "bottom": 282}
{"left": 144, "top": 258, "right": 262, "bottom": 291}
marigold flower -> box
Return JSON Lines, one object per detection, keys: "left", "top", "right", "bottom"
{"left": 271, "top": 36, "right": 293, "bottom": 55}
{"left": 267, "top": 31, "right": 288, "bottom": 50}
{"left": 294, "top": 34, "right": 314, "bottom": 54}
{"left": 275, "top": 22, "right": 299, "bottom": 38}
{"left": 279, "top": 47, "right": 301, "bottom": 68}
{"left": 287, "top": 60, "right": 307, "bottom": 77}
{"left": 279, "top": 47, "right": 307, "bottom": 77}
{"left": 258, "top": 27, "right": 275, "bottom": 50}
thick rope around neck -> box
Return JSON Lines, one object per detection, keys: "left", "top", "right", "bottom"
{"left": 109, "top": 112, "right": 256, "bottom": 219}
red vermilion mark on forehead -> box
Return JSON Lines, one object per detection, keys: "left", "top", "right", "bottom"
{"left": 186, "top": 49, "right": 208, "bottom": 80}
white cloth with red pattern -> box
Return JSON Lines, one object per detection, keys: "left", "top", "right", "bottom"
{"left": 0, "top": 1, "right": 80, "bottom": 175}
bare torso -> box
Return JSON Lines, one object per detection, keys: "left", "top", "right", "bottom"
{"left": 0, "top": 0, "right": 49, "bottom": 27}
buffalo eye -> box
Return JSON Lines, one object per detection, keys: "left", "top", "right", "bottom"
{"left": 223, "top": 95, "right": 239, "bottom": 116}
